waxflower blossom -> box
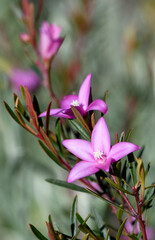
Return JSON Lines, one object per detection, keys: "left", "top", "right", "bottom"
{"left": 39, "top": 22, "right": 64, "bottom": 60}
{"left": 9, "top": 68, "right": 41, "bottom": 92}
{"left": 62, "top": 117, "right": 140, "bottom": 183}
{"left": 39, "top": 73, "right": 108, "bottom": 119}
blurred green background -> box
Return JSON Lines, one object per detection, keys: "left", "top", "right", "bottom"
{"left": 0, "top": 0, "right": 155, "bottom": 239}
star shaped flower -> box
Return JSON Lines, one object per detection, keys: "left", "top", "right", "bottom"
{"left": 39, "top": 74, "right": 108, "bottom": 119}
{"left": 62, "top": 117, "right": 140, "bottom": 183}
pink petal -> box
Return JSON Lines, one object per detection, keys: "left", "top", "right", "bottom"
{"left": 67, "top": 161, "right": 99, "bottom": 183}
{"left": 61, "top": 95, "right": 78, "bottom": 109}
{"left": 62, "top": 139, "right": 94, "bottom": 162}
{"left": 47, "top": 38, "right": 64, "bottom": 59}
{"left": 108, "top": 142, "right": 140, "bottom": 163}
{"left": 78, "top": 74, "right": 92, "bottom": 110}
{"left": 86, "top": 99, "right": 108, "bottom": 114}
{"left": 98, "top": 158, "right": 112, "bottom": 172}
{"left": 39, "top": 22, "right": 51, "bottom": 59}
{"left": 91, "top": 117, "right": 111, "bottom": 155}
{"left": 39, "top": 108, "right": 73, "bottom": 119}
{"left": 50, "top": 24, "right": 62, "bottom": 39}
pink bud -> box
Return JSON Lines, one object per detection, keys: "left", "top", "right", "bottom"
{"left": 39, "top": 21, "right": 64, "bottom": 60}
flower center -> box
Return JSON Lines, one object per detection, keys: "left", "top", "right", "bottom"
{"left": 71, "top": 100, "right": 80, "bottom": 107}
{"left": 94, "top": 150, "right": 106, "bottom": 163}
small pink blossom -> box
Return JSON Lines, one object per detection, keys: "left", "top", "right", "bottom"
{"left": 20, "top": 33, "right": 31, "bottom": 43}
{"left": 39, "top": 74, "right": 108, "bottom": 119}
{"left": 39, "top": 22, "right": 64, "bottom": 60}
{"left": 62, "top": 117, "right": 140, "bottom": 183}
{"left": 9, "top": 68, "right": 41, "bottom": 92}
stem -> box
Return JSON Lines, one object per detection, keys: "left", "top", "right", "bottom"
{"left": 44, "top": 61, "right": 59, "bottom": 106}
{"left": 111, "top": 175, "right": 137, "bottom": 216}
{"left": 135, "top": 189, "right": 147, "bottom": 240}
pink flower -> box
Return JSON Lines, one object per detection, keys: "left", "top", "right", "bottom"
{"left": 39, "top": 22, "right": 64, "bottom": 60}
{"left": 9, "top": 69, "right": 41, "bottom": 92}
{"left": 62, "top": 117, "right": 140, "bottom": 183}
{"left": 39, "top": 74, "right": 108, "bottom": 119}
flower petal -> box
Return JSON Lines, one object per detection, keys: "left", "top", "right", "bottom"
{"left": 91, "top": 117, "right": 111, "bottom": 155}
{"left": 61, "top": 95, "right": 78, "bottom": 109}
{"left": 62, "top": 139, "right": 94, "bottom": 162}
{"left": 47, "top": 38, "right": 64, "bottom": 59}
{"left": 39, "top": 108, "right": 73, "bottom": 119}
{"left": 98, "top": 158, "right": 112, "bottom": 172}
{"left": 67, "top": 161, "right": 99, "bottom": 183}
{"left": 78, "top": 74, "right": 91, "bottom": 110}
{"left": 86, "top": 99, "right": 108, "bottom": 114}
{"left": 108, "top": 142, "right": 140, "bottom": 163}
{"left": 50, "top": 24, "right": 61, "bottom": 39}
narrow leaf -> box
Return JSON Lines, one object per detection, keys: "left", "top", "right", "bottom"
{"left": 33, "top": 95, "right": 43, "bottom": 127}
{"left": 86, "top": 189, "right": 133, "bottom": 216}
{"left": 125, "top": 128, "right": 133, "bottom": 141}
{"left": 127, "top": 153, "right": 137, "bottom": 186}
{"left": 93, "top": 209, "right": 105, "bottom": 237}
{"left": 105, "top": 177, "right": 133, "bottom": 195}
{"left": 39, "top": 128, "right": 58, "bottom": 156}
{"left": 46, "top": 179, "right": 88, "bottom": 193}
{"left": 82, "top": 233, "right": 89, "bottom": 240}
{"left": 45, "top": 100, "right": 52, "bottom": 135}
{"left": 69, "top": 119, "right": 90, "bottom": 140}
{"left": 71, "top": 195, "right": 78, "bottom": 237}
{"left": 4, "top": 101, "right": 21, "bottom": 125}
{"left": 116, "top": 218, "right": 127, "bottom": 240}
{"left": 29, "top": 224, "right": 48, "bottom": 240}
{"left": 116, "top": 205, "right": 124, "bottom": 223}
{"left": 24, "top": 86, "right": 38, "bottom": 128}
{"left": 56, "top": 119, "right": 64, "bottom": 154}
{"left": 71, "top": 106, "right": 91, "bottom": 135}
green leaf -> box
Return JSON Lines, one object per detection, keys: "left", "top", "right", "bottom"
{"left": 127, "top": 233, "right": 139, "bottom": 240}
{"left": 145, "top": 161, "right": 151, "bottom": 176}
{"left": 93, "top": 209, "right": 105, "bottom": 237}
{"left": 47, "top": 215, "right": 57, "bottom": 240}
{"left": 70, "top": 195, "right": 78, "bottom": 237}
{"left": 119, "top": 131, "right": 125, "bottom": 142}
{"left": 116, "top": 205, "right": 124, "bottom": 223}
{"left": 38, "top": 140, "right": 65, "bottom": 169}
{"left": 127, "top": 153, "right": 137, "bottom": 186}
{"left": 20, "top": 85, "right": 25, "bottom": 100}
{"left": 29, "top": 224, "right": 48, "bottom": 240}
{"left": 71, "top": 106, "right": 91, "bottom": 135}
{"left": 136, "top": 157, "right": 145, "bottom": 200}
{"left": 33, "top": 95, "right": 43, "bottom": 127}
{"left": 86, "top": 188, "right": 133, "bottom": 216}
{"left": 105, "top": 177, "right": 133, "bottom": 195}
{"left": 24, "top": 86, "right": 38, "bottom": 128}
{"left": 82, "top": 233, "right": 89, "bottom": 240}
{"left": 105, "top": 229, "right": 110, "bottom": 240}
{"left": 69, "top": 119, "right": 90, "bottom": 140}
{"left": 14, "top": 94, "right": 30, "bottom": 121}
{"left": 125, "top": 128, "right": 133, "bottom": 141}
{"left": 46, "top": 179, "right": 88, "bottom": 193}
{"left": 3, "top": 101, "right": 21, "bottom": 125}
{"left": 145, "top": 184, "right": 155, "bottom": 189}
{"left": 76, "top": 213, "right": 97, "bottom": 240}
{"left": 116, "top": 218, "right": 127, "bottom": 240}
{"left": 137, "top": 146, "right": 145, "bottom": 158}
{"left": 56, "top": 119, "right": 64, "bottom": 155}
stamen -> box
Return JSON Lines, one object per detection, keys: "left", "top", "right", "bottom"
{"left": 71, "top": 100, "right": 80, "bottom": 107}
{"left": 94, "top": 150, "right": 106, "bottom": 163}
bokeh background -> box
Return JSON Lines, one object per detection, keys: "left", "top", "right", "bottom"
{"left": 0, "top": 0, "right": 155, "bottom": 239}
